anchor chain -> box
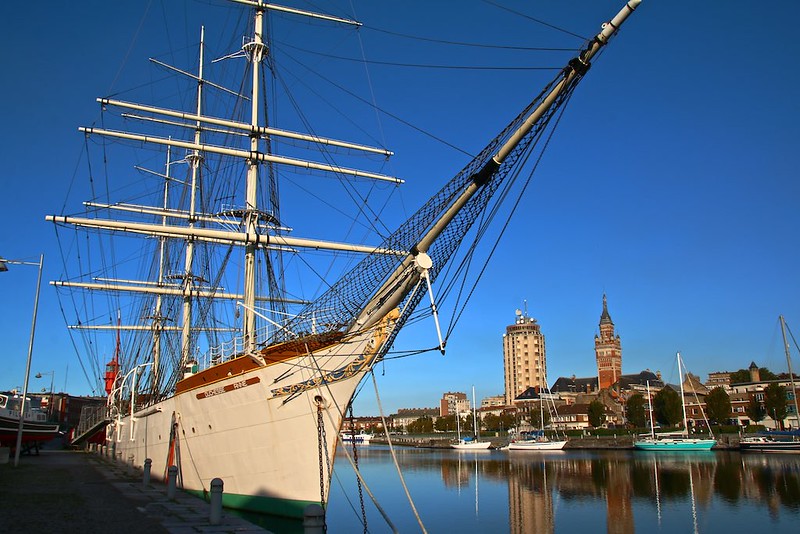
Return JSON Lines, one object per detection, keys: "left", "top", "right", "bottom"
{"left": 316, "top": 402, "right": 329, "bottom": 532}
{"left": 348, "top": 406, "right": 367, "bottom": 533}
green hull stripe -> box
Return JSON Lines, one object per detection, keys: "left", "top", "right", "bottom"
{"left": 184, "top": 488, "right": 317, "bottom": 519}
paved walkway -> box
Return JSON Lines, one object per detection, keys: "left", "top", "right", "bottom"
{"left": 0, "top": 448, "right": 271, "bottom": 533}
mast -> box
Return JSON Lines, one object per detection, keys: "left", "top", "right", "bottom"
{"left": 472, "top": 385, "right": 479, "bottom": 440}
{"left": 181, "top": 26, "right": 206, "bottom": 370}
{"left": 353, "top": 0, "right": 642, "bottom": 333}
{"left": 678, "top": 352, "right": 689, "bottom": 437}
{"left": 241, "top": 6, "right": 266, "bottom": 354}
{"left": 647, "top": 380, "right": 654, "bottom": 439}
{"left": 539, "top": 369, "right": 546, "bottom": 434}
{"left": 150, "top": 144, "right": 173, "bottom": 391}
{"left": 779, "top": 315, "right": 800, "bottom": 429}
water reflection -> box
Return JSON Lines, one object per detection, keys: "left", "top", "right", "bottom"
{"left": 325, "top": 448, "right": 800, "bottom": 533}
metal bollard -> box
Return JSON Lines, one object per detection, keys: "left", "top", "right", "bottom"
{"left": 143, "top": 458, "right": 152, "bottom": 487}
{"left": 303, "top": 504, "right": 325, "bottom": 534}
{"left": 167, "top": 465, "right": 178, "bottom": 500}
{"left": 209, "top": 478, "right": 224, "bottom": 525}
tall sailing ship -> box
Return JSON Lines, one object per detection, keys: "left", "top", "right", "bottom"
{"left": 48, "top": 0, "right": 642, "bottom": 518}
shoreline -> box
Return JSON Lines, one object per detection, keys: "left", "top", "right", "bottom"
{"left": 369, "top": 433, "right": 741, "bottom": 450}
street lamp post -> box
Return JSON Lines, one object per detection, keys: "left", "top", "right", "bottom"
{"left": 35, "top": 371, "right": 55, "bottom": 420}
{"left": 0, "top": 254, "right": 44, "bottom": 467}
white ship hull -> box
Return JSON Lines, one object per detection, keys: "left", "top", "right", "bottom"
{"left": 110, "top": 319, "right": 393, "bottom": 518}
{"left": 507, "top": 439, "right": 566, "bottom": 451}
{"left": 451, "top": 439, "right": 492, "bottom": 450}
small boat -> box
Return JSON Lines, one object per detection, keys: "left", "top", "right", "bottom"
{"left": 634, "top": 433, "right": 716, "bottom": 451}
{"left": 507, "top": 371, "right": 566, "bottom": 451}
{"left": 0, "top": 392, "right": 60, "bottom": 451}
{"left": 507, "top": 430, "right": 566, "bottom": 451}
{"left": 341, "top": 432, "right": 372, "bottom": 445}
{"left": 452, "top": 386, "right": 492, "bottom": 450}
{"left": 634, "top": 353, "right": 717, "bottom": 451}
{"left": 739, "top": 433, "right": 800, "bottom": 453}
{"left": 738, "top": 316, "right": 800, "bottom": 452}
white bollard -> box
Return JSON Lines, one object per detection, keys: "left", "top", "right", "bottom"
{"left": 303, "top": 504, "right": 326, "bottom": 534}
{"left": 210, "top": 478, "right": 224, "bottom": 525}
{"left": 167, "top": 465, "right": 178, "bottom": 500}
{"left": 143, "top": 458, "right": 152, "bottom": 487}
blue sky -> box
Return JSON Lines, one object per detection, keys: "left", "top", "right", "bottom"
{"left": 1, "top": 1, "right": 798, "bottom": 416}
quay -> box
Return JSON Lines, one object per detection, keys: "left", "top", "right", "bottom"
{"left": 0, "top": 445, "right": 271, "bottom": 533}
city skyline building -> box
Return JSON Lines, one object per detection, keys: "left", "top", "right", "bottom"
{"left": 503, "top": 307, "right": 547, "bottom": 406}
{"left": 595, "top": 294, "right": 622, "bottom": 390}
{"left": 440, "top": 391, "right": 469, "bottom": 417}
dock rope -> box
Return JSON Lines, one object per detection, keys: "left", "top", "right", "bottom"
{"left": 372, "top": 371, "right": 428, "bottom": 533}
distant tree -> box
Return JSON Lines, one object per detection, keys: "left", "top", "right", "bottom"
{"left": 483, "top": 413, "right": 499, "bottom": 431}
{"left": 705, "top": 387, "right": 732, "bottom": 425}
{"left": 587, "top": 401, "right": 606, "bottom": 428}
{"left": 729, "top": 370, "right": 750, "bottom": 384}
{"left": 760, "top": 368, "right": 779, "bottom": 381}
{"left": 745, "top": 395, "right": 766, "bottom": 423}
{"left": 462, "top": 412, "right": 474, "bottom": 433}
{"left": 654, "top": 387, "right": 683, "bottom": 427}
{"left": 407, "top": 416, "right": 434, "bottom": 434}
{"left": 764, "top": 383, "right": 788, "bottom": 429}
{"left": 730, "top": 367, "right": 778, "bottom": 384}
{"left": 530, "top": 404, "right": 552, "bottom": 429}
{"left": 435, "top": 414, "right": 456, "bottom": 432}
{"left": 625, "top": 394, "right": 647, "bottom": 428}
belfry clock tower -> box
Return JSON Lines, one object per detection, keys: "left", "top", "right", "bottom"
{"left": 595, "top": 294, "right": 622, "bottom": 390}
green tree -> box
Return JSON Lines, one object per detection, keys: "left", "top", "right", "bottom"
{"left": 530, "top": 404, "right": 552, "bottom": 429}
{"left": 729, "top": 370, "right": 750, "bottom": 383}
{"left": 625, "top": 393, "right": 647, "bottom": 428}
{"left": 745, "top": 395, "right": 765, "bottom": 423}
{"left": 407, "top": 416, "right": 433, "bottom": 434}
{"left": 764, "top": 383, "right": 788, "bottom": 429}
{"left": 704, "top": 387, "right": 731, "bottom": 425}
{"left": 587, "top": 400, "right": 606, "bottom": 428}
{"left": 654, "top": 387, "right": 683, "bottom": 427}
{"left": 435, "top": 414, "right": 456, "bottom": 432}
{"left": 730, "top": 367, "right": 777, "bottom": 384}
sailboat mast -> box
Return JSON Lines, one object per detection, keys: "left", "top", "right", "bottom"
{"left": 242, "top": 4, "right": 267, "bottom": 354}
{"left": 678, "top": 352, "right": 689, "bottom": 436}
{"left": 647, "top": 381, "right": 654, "bottom": 439}
{"left": 779, "top": 315, "right": 800, "bottom": 428}
{"left": 472, "top": 385, "right": 479, "bottom": 439}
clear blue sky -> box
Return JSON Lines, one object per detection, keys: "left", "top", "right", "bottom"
{"left": 1, "top": 1, "right": 798, "bottom": 416}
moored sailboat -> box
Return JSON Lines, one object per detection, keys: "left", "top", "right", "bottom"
{"left": 49, "top": 0, "right": 643, "bottom": 518}
{"left": 507, "top": 371, "right": 566, "bottom": 451}
{"left": 451, "top": 386, "right": 492, "bottom": 450}
{"left": 740, "top": 315, "right": 800, "bottom": 453}
{"left": 634, "top": 353, "right": 716, "bottom": 451}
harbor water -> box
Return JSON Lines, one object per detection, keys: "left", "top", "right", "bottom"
{"left": 244, "top": 445, "right": 800, "bottom": 533}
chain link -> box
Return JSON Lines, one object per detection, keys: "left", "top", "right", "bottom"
{"left": 349, "top": 405, "right": 368, "bottom": 532}
{"left": 316, "top": 404, "right": 328, "bottom": 532}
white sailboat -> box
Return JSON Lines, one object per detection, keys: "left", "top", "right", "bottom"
{"left": 451, "top": 386, "right": 492, "bottom": 450}
{"left": 634, "top": 353, "right": 716, "bottom": 451}
{"left": 49, "top": 0, "right": 643, "bottom": 518}
{"left": 507, "top": 374, "right": 566, "bottom": 451}
{"left": 740, "top": 315, "right": 800, "bottom": 453}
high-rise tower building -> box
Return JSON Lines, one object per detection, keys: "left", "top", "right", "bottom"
{"left": 595, "top": 294, "right": 622, "bottom": 390}
{"left": 503, "top": 309, "right": 547, "bottom": 406}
